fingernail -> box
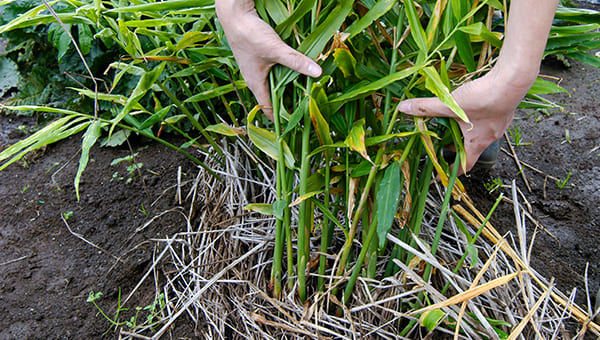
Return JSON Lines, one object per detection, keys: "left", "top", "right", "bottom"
{"left": 398, "top": 101, "right": 412, "bottom": 113}
{"left": 307, "top": 64, "right": 322, "bottom": 78}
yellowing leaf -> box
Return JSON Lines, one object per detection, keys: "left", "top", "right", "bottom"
{"left": 421, "top": 66, "right": 469, "bottom": 122}
{"left": 345, "top": 119, "right": 372, "bottom": 163}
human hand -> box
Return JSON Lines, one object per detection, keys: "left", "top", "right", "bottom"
{"left": 215, "top": 0, "right": 322, "bottom": 119}
{"left": 398, "top": 67, "right": 534, "bottom": 174}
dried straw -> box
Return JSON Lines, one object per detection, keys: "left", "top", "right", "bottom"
{"left": 120, "top": 138, "right": 599, "bottom": 339}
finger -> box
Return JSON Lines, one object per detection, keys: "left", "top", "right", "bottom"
{"left": 398, "top": 97, "right": 459, "bottom": 119}
{"left": 244, "top": 69, "right": 274, "bottom": 120}
{"left": 272, "top": 44, "right": 322, "bottom": 78}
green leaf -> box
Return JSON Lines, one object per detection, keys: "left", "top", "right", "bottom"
{"left": 110, "top": 62, "right": 166, "bottom": 137}
{"left": 419, "top": 309, "right": 446, "bottom": 332}
{"left": 140, "top": 106, "right": 171, "bottom": 130}
{"left": 404, "top": 0, "right": 428, "bottom": 55}
{"left": 0, "top": 57, "right": 21, "bottom": 97}
{"left": 205, "top": 123, "right": 245, "bottom": 136}
{"left": 565, "top": 51, "right": 600, "bottom": 68}
{"left": 247, "top": 124, "right": 295, "bottom": 169}
{"left": 75, "top": 120, "right": 103, "bottom": 201}
{"left": 466, "top": 244, "right": 479, "bottom": 267}
{"left": 527, "top": 78, "right": 568, "bottom": 96}
{"left": 376, "top": 161, "right": 401, "bottom": 248}
{"left": 275, "top": 0, "right": 314, "bottom": 39}
{"left": 346, "top": 0, "right": 395, "bottom": 38}
{"left": 458, "top": 22, "right": 502, "bottom": 48}
{"left": 554, "top": 6, "right": 600, "bottom": 24}
{"left": 331, "top": 65, "right": 423, "bottom": 103}
{"left": 185, "top": 80, "right": 247, "bottom": 103}
{"left": 106, "top": 0, "right": 214, "bottom": 12}
{"left": 421, "top": 66, "right": 469, "bottom": 122}
{"left": 244, "top": 203, "right": 274, "bottom": 216}
{"left": 78, "top": 24, "right": 93, "bottom": 55}
{"left": 273, "top": 199, "right": 287, "bottom": 219}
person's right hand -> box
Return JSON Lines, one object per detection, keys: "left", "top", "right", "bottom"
{"left": 215, "top": 0, "right": 322, "bottom": 119}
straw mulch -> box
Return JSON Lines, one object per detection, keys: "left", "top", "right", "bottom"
{"left": 125, "top": 140, "right": 600, "bottom": 339}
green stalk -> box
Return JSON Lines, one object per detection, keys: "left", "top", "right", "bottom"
{"left": 297, "top": 79, "right": 314, "bottom": 302}
{"left": 317, "top": 153, "right": 332, "bottom": 291}
{"left": 270, "top": 74, "right": 286, "bottom": 298}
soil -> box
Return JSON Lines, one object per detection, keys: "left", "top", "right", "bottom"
{"left": 1, "top": 18, "right": 600, "bottom": 340}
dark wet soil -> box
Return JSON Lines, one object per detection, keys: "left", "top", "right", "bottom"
{"left": 0, "top": 119, "right": 199, "bottom": 338}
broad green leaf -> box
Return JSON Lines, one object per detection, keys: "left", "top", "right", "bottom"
{"left": 275, "top": 0, "right": 314, "bottom": 39}
{"left": 173, "top": 31, "right": 213, "bottom": 52}
{"left": 244, "top": 203, "right": 274, "bottom": 216}
{"left": 454, "top": 30, "right": 476, "bottom": 72}
{"left": 419, "top": 309, "right": 446, "bottom": 331}
{"left": 346, "top": 0, "right": 396, "bottom": 38}
{"left": 333, "top": 48, "right": 357, "bottom": 78}
{"left": 75, "top": 120, "right": 103, "bottom": 201}
{"left": 376, "top": 161, "right": 401, "bottom": 248}
{"left": 77, "top": 23, "right": 93, "bottom": 55}
{"left": 459, "top": 22, "right": 502, "bottom": 48}
{"left": 331, "top": 65, "right": 422, "bottom": 103}
{"left": 421, "top": 66, "right": 469, "bottom": 122}
{"left": 264, "top": 0, "right": 289, "bottom": 24}
{"left": 205, "top": 123, "right": 246, "bottom": 136}
{"left": 110, "top": 62, "right": 166, "bottom": 137}
{"left": 106, "top": 0, "right": 214, "bottom": 12}
{"left": 527, "top": 78, "right": 568, "bottom": 96}
{"left": 185, "top": 80, "right": 247, "bottom": 103}
{"left": 554, "top": 6, "right": 600, "bottom": 24}
{"left": 273, "top": 200, "right": 287, "bottom": 219}
{"left": 545, "top": 32, "right": 600, "bottom": 52}
{"left": 140, "top": 106, "right": 171, "bottom": 130}
{"left": 0, "top": 57, "right": 21, "bottom": 97}
{"left": 404, "top": 0, "right": 428, "bottom": 56}
{"left": 345, "top": 119, "right": 371, "bottom": 162}
{"left": 565, "top": 51, "right": 600, "bottom": 68}
{"left": 69, "top": 88, "right": 146, "bottom": 111}
{"left": 123, "top": 17, "right": 197, "bottom": 28}
{"left": 247, "top": 124, "right": 295, "bottom": 168}
{"left": 466, "top": 244, "right": 479, "bottom": 267}
{"left": 550, "top": 23, "right": 600, "bottom": 35}
{"left": 350, "top": 160, "right": 374, "bottom": 178}
{"left": 282, "top": 96, "right": 309, "bottom": 137}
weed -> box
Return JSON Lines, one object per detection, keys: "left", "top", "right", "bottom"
{"left": 110, "top": 153, "right": 143, "bottom": 184}
{"left": 484, "top": 178, "right": 504, "bottom": 193}
{"left": 87, "top": 289, "right": 166, "bottom": 334}
{"left": 556, "top": 171, "right": 572, "bottom": 189}
{"left": 508, "top": 124, "right": 532, "bottom": 147}
{"left": 561, "top": 129, "right": 571, "bottom": 144}
{"left": 62, "top": 211, "right": 73, "bottom": 220}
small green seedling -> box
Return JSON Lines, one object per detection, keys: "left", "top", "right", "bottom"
{"left": 556, "top": 171, "right": 572, "bottom": 189}
{"left": 110, "top": 153, "right": 143, "bottom": 184}
{"left": 561, "top": 129, "right": 571, "bottom": 144}
{"left": 62, "top": 211, "right": 73, "bottom": 220}
{"left": 508, "top": 124, "right": 532, "bottom": 147}
{"left": 484, "top": 178, "right": 504, "bottom": 193}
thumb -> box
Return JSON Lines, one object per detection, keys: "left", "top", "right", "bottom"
{"left": 398, "top": 97, "right": 456, "bottom": 118}
{"left": 272, "top": 44, "right": 322, "bottom": 78}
